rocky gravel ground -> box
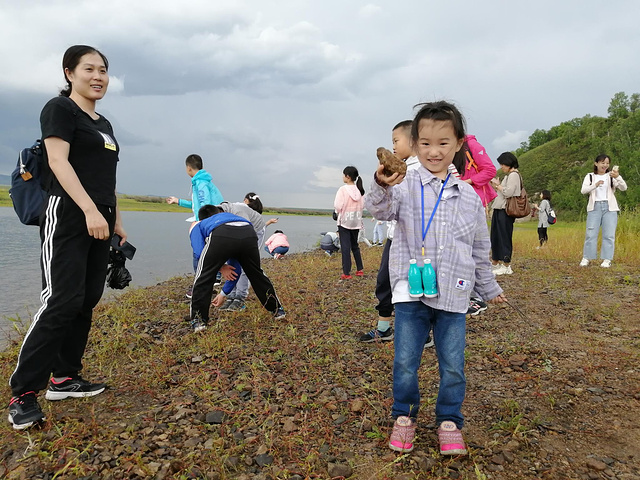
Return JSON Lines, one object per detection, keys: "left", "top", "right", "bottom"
{"left": 0, "top": 247, "right": 638, "bottom": 479}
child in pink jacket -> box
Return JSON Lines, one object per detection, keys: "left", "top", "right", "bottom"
{"left": 264, "top": 230, "right": 290, "bottom": 259}
{"left": 334, "top": 165, "right": 365, "bottom": 279}
{"left": 459, "top": 135, "right": 497, "bottom": 208}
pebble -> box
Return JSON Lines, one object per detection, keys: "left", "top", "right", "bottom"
{"left": 586, "top": 458, "right": 608, "bottom": 471}
{"left": 283, "top": 418, "right": 297, "bottom": 432}
{"left": 183, "top": 437, "right": 202, "bottom": 448}
{"left": 502, "top": 450, "right": 515, "bottom": 463}
{"left": 351, "top": 399, "right": 365, "bottom": 412}
{"left": 254, "top": 453, "right": 274, "bottom": 467}
{"left": 333, "top": 414, "right": 348, "bottom": 425}
{"left": 505, "top": 440, "right": 521, "bottom": 451}
{"left": 415, "top": 456, "right": 436, "bottom": 471}
{"left": 327, "top": 462, "right": 353, "bottom": 478}
{"left": 205, "top": 411, "right": 227, "bottom": 424}
{"left": 255, "top": 445, "right": 269, "bottom": 455}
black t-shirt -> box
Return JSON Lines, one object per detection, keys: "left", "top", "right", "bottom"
{"left": 40, "top": 96, "right": 119, "bottom": 207}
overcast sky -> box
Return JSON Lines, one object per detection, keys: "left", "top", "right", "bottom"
{"left": 1, "top": 0, "right": 639, "bottom": 209}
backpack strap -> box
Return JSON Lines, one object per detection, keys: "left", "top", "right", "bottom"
{"left": 465, "top": 150, "right": 479, "bottom": 173}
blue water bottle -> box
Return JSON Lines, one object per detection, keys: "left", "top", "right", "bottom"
{"left": 408, "top": 259, "right": 424, "bottom": 297}
{"left": 422, "top": 258, "right": 438, "bottom": 298}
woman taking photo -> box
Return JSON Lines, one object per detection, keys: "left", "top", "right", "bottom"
{"left": 334, "top": 166, "right": 365, "bottom": 280}
{"left": 8, "top": 45, "right": 126, "bottom": 430}
{"left": 579, "top": 155, "right": 627, "bottom": 267}
{"left": 489, "top": 152, "right": 522, "bottom": 275}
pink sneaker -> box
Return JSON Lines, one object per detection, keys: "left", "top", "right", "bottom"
{"left": 438, "top": 421, "right": 467, "bottom": 455}
{"left": 389, "top": 416, "right": 415, "bottom": 452}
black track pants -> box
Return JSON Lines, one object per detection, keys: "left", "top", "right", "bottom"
{"left": 10, "top": 195, "right": 115, "bottom": 396}
{"left": 191, "top": 224, "right": 281, "bottom": 321}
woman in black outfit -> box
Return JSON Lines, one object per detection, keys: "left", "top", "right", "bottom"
{"left": 8, "top": 45, "right": 126, "bottom": 430}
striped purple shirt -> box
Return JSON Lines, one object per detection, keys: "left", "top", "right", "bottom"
{"left": 365, "top": 165, "right": 502, "bottom": 313}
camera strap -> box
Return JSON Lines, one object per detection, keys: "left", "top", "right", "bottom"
{"left": 420, "top": 172, "right": 451, "bottom": 257}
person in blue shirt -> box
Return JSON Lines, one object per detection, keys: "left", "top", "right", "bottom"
{"left": 166, "top": 154, "right": 224, "bottom": 221}
{"left": 167, "top": 153, "right": 225, "bottom": 281}
{"left": 188, "top": 204, "right": 286, "bottom": 332}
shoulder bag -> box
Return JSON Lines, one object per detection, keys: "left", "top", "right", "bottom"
{"left": 505, "top": 172, "right": 531, "bottom": 218}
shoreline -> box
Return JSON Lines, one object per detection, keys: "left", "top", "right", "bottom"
{"left": 1, "top": 245, "right": 638, "bottom": 478}
{"left": 0, "top": 189, "right": 334, "bottom": 215}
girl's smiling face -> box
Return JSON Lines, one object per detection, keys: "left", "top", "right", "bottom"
{"left": 416, "top": 119, "right": 463, "bottom": 179}
{"left": 595, "top": 156, "right": 610, "bottom": 175}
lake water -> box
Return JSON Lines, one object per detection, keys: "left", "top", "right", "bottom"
{"left": 0, "top": 207, "right": 338, "bottom": 341}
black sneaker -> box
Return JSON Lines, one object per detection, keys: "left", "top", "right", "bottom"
{"left": 274, "top": 307, "right": 286, "bottom": 320}
{"left": 185, "top": 287, "right": 193, "bottom": 299}
{"left": 8, "top": 392, "right": 46, "bottom": 430}
{"left": 218, "top": 298, "right": 234, "bottom": 311}
{"left": 227, "top": 299, "right": 246, "bottom": 311}
{"left": 467, "top": 299, "right": 488, "bottom": 316}
{"left": 191, "top": 317, "right": 207, "bottom": 333}
{"left": 45, "top": 376, "right": 106, "bottom": 401}
{"left": 359, "top": 328, "right": 394, "bottom": 343}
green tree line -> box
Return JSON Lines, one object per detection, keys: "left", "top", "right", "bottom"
{"left": 513, "top": 92, "right": 639, "bottom": 219}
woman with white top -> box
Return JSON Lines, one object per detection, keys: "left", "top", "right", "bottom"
{"left": 579, "top": 154, "right": 627, "bottom": 267}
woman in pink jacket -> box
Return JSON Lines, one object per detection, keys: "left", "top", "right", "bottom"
{"left": 457, "top": 135, "right": 497, "bottom": 208}
{"left": 334, "top": 166, "right": 365, "bottom": 279}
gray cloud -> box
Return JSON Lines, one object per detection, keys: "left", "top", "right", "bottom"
{"left": 1, "top": 0, "right": 640, "bottom": 208}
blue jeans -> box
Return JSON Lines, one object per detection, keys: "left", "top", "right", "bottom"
{"left": 392, "top": 302, "right": 466, "bottom": 429}
{"left": 583, "top": 201, "right": 618, "bottom": 260}
{"left": 264, "top": 245, "right": 289, "bottom": 256}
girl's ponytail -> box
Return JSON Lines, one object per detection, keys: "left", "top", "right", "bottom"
{"left": 343, "top": 166, "right": 365, "bottom": 195}
{"left": 244, "top": 192, "right": 264, "bottom": 214}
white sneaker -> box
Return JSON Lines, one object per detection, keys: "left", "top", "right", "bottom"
{"left": 493, "top": 264, "right": 513, "bottom": 275}
{"left": 600, "top": 259, "right": 611, "bottom": 268}
{"left": 579, "top": 258, "right": 589, "bottom": 267}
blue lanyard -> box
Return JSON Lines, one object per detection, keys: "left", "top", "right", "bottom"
{"left": 421, "top": 173, "right": 451, "bottom": 257}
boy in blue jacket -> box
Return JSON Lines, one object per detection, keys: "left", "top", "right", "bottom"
{"left": 188, "top": 205, "right": 286, "bottom": 332}
{"left": 166, "top": 154, "right": 224, "bottom": 221}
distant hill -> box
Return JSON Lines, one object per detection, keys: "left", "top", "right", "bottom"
{"left": 513, "top": 91, "right": 639, "bottom": 218}
{"left": 0, "top": 174, "right": 10, "bottom": 186}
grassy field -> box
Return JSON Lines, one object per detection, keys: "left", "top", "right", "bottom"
{"left": 511, "top": 210, "right": 640, "bottom": 265}
{"left": 0, "top": 217, "right": 638, "bottom": 479}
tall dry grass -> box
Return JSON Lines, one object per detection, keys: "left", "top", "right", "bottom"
{"left": 511, "top": 208, "right": 640, "bottom": 265}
